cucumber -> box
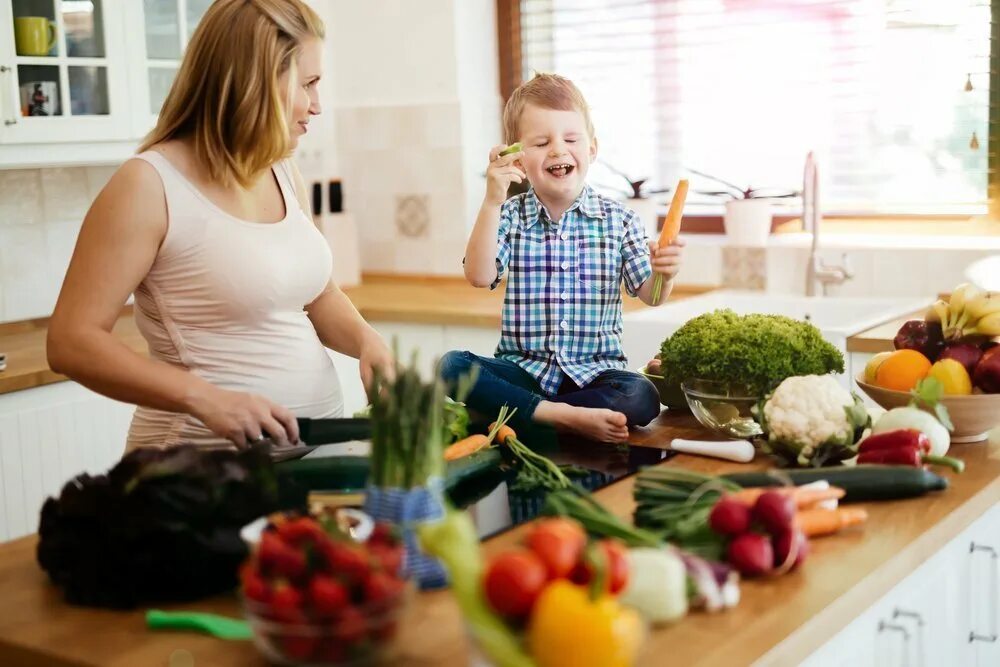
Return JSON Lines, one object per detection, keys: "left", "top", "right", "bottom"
{"left": 722, "top": 465, "right": 948, "bottom": 502}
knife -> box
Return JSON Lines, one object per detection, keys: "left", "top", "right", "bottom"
{"left": 265, "top": 418, "right": 373, "bottom": 462}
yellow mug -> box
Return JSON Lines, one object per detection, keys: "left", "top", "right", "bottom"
{"left": 14, "top": 17, "right": 57, "bottom": 57}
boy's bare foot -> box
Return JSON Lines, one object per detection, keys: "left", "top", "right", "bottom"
{"left": 534, "top": 401, "right": 629, "bottom": 443}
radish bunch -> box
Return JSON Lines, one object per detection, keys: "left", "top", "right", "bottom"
{"left": 708, "top": 491, "right": 809, "bottom": 577}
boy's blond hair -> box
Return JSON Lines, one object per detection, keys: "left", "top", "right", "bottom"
{"left": 138, "top": 0, "right": 324, "bottom": 188}
{"left": 502, "top": 73, "right": 595, "bottom": 145}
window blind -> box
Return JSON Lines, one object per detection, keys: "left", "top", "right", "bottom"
{"left": 517, "top": 0, "right": 991, "bottom": 216}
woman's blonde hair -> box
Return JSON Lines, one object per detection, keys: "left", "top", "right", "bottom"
{"left": 502, "top": 73, "right": 595, "bottom": 145}
{"left": 139, "top": 0, "right": 324, "bottom": 187}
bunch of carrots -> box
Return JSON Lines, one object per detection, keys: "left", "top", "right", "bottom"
{"left": 443, "top": 406, "right": 574, "bottom": 492}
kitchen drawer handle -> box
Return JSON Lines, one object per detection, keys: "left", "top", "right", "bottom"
{"left": 0, "top": 65, "right": 16, "bottom": 126}
{"left": 879, "top": 620, "right": 910, "bottom": 664}
{"left": 969, "top": 542, "right": 998, "bottom": 644}
{"left": 892, "top": 608, "right": 924, "bottom": 667}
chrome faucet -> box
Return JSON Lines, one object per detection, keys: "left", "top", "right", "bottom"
{"left": 803, "top": 152, "right": 853, "bottom": 296}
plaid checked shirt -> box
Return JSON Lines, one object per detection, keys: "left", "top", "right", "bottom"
{"left": 490, "top": 185, "right": 653, "bottom": 395}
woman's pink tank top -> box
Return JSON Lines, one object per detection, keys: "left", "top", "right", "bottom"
{"left": 125, "top": 150, "right": 343, "bottom": 450}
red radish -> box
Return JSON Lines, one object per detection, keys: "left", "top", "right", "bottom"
{"left": 709, "top": 498, "right": 752, "bottom": 536}
{"left": 752, "top": 491, "right": 796, "bottom": 535}
{"left": 773, "top": 529, "right": 809, "bottom": 570}
{"left": 727, "top": 533, "right": 774, "bottom": 577}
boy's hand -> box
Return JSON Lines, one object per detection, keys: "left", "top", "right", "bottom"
{"left": 485, "top": 144, "right": 527, "bottom": 206}
{"left": 648, "top": 237, "right": 685, "bottom": 281}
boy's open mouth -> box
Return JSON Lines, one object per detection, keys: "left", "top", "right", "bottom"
{"left": 545, "top": 164, "right": 575, "bottom": 178}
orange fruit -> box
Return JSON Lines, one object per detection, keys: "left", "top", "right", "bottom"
{"left": 875, "top": 349, "right": 932, "bottom": 392}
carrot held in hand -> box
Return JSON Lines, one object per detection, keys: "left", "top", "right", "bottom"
{"left": 650, "top": 179, "right": 689, "bottom": 304}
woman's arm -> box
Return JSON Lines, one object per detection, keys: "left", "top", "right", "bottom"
{"left": 287, "top": 161, "right": 393, "bottom": 392}
{"left": 47, "top": 157, "right": 299, "bottom": 446}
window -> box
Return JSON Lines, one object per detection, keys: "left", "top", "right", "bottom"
{"left": 504, "top": 0, "right": 992, "bottom": 217}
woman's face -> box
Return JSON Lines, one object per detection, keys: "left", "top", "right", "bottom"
{"left": 283, "top": 37, "right": 323, "bottom": 147}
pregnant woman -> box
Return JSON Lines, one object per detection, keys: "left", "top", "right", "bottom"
{"left": 47, "top": 0, "right": 391, "bottom": 451}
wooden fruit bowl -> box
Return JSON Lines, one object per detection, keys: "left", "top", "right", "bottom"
{"left": 855, "top": 374, "right": 1000, "bottom": 443}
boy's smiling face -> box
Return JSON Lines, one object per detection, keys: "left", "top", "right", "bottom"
{"left": 516, "top": 103, "right": 597, "bottom": 210}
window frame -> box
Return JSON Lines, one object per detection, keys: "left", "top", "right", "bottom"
{"left": 494, "top": 0, "right": 999, "bottom": 230}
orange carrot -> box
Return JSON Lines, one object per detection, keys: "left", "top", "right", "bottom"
{"left": 488, "top": 421, "right": 517, "bottom": 444}
{"left": 726, "top": 486, "right": 845, "bottom": 510}
{"left": 443, "top": 434, "right": 491, "bottom": 462}
{"left": 656, "top": 179, "right": 689, "bottom": 247}
{"left": 795, "top": 507, "right": 868, "bottom": 538}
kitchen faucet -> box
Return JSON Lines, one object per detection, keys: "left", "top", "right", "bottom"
{"left": 803, "top": 152, "right": 853, "bottom": 296}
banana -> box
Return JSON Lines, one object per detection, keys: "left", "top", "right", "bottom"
{"left": 972, "top": 312, "right": 1000, "bottom": 337}
{"left": 926, "top": 299, "right": 950, "bottom": 328}
{"left": 948, "top": 282, "right": 981, "bottom": 322}
{"left": 964, "top": 291, "right": 1000, "bottom": 322}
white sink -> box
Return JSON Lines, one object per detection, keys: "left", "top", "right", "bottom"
{"left": 623, "top": 290, "right": 929, "bottom": 387}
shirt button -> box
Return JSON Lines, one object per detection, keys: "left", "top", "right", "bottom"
{"left": 560, "top": 320, "right": 569, "bottom": 330}
{"left": 560, "top": 261, "right": 569, "bottom": 270}
{"left": 561, "top": 292, "right": 569, "bottom": 300}
{"left": 561, "top": 232, "right": 569, "bottom": 240}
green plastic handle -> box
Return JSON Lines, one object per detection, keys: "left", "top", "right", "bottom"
{"left": 146, "top": 609, "right": 252, "bottom": 641}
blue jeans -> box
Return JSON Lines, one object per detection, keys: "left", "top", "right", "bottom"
{"left": 438, "top": 351, "right": 661, "bottom": 431}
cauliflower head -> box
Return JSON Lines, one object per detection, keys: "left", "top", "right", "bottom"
{"left": 756, "top": 374, "right": 870, "bottom": 467}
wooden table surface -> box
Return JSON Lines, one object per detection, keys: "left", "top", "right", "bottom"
{"left": 0, "top": 276, "right": 713, "bottom": 396}
{"left": 2, "top": 411, "right": 998, "bottom": 667}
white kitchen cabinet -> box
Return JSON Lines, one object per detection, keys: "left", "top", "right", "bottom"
{"left": 0, "top": 0, "right": 210, "bottom": 167}
{"left": 0, "top": 380, "right": 132, "bottom": 543}
{"left": 802, "top": 503, "right": 1000, "bottom": 667}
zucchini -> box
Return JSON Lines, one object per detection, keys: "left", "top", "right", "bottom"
{"left": 275, "top": 447, "right": 513, "bottom": 508}
{"left": 722, "top": 465, "right": 948, "bottom": 502}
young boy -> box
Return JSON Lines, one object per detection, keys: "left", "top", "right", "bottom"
{"left": 440, "top": 73, "right": 684, "bottom": 443}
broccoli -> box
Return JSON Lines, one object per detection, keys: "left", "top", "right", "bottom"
{"left": 658, "top": 309, "right": 845, "bottom": 397}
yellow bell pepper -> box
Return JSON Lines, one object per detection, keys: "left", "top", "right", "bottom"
{"left": 527, "top": 579, "right": 644, "bottom": 667}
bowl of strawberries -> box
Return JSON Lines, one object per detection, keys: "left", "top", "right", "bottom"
{"left": 239, "top": 512, "right": 412, "bottom": 666}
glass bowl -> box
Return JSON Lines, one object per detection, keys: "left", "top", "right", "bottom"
{"left": 242, "top": 582, "right": 414, "bottom": 666}
{"left": 681, "top": 379, "right": 763, "bottom": 439}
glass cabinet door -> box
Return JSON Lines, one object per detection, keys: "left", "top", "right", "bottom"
{"left": 141, "top": 0, "right": 211, "bottom": 116}
{"left": 1, "top": 0, "right": 128, "bottom": 143}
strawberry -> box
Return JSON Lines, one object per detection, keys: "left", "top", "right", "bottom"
{"left": 369, "top": 543, "right": 403, "bottom": 576}
{"left": 275, "top": 516, "right": 326, "bottom": 547}
{"left": 333, "top": 605, "right": 368, "bottom": 646}
{"left": 362, "top": 571, "right": 404, "bottom": 611}
{"left": 269, "top": 581, "right": 306, "bottom": 624}
{"left": 320, "top": 541, "right": 370, "bottom": 584}
{"left": 369, "top": 522, "right": 399, "bottom": 546}
{"left": 309, "top": 574, "right": 349, "bottom": 618}
{"left": 259, "top": 532, "right": 308, "bottom": 580}
{"left": 241, "top": 568, "right": 271, "bottom": 605}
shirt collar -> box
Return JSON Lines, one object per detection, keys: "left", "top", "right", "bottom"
{"left": 523, "top": 185, "right": 605, "bottom": 229}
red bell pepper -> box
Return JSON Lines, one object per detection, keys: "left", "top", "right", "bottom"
{"left": 857, "top": 429, "right": 964, "bottom": 473}
{"left": 858, "top": 429, "right": 930, "bottom": 455}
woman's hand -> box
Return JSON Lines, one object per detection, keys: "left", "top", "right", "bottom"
{"left": 485, "top": 144, "right": 526, "bottom": 206}
{"left": 648, "top": 237, "right": 685, "bottom": 282}
{"left": 190, "top": 386, "right": 300, "bottom": 448}
{"left": 359, "top": 332, "right": 395, "bottom": 400}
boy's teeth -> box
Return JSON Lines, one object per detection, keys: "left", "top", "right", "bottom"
{"left": 546, "top": 164, "right": 573, "bottom": 177}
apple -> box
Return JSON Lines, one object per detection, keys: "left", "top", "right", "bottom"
{"left": 893, "top": 320, "right": 944, "bottom": 362}
{"left": 864, "top": 351, "right": 892, "bottom": 384}
{"left": 938, "top": 343, "right": 983, "bottom": 378}
{"left": 973, "top": 351, "right": 1000, "bottom": 393}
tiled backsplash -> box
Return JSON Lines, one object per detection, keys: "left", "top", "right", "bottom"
{"left": 335, "top": 103, "right": 482, "bottom": 276}
{"left": 0, "top": 166, "right": 116, "bottom": 323}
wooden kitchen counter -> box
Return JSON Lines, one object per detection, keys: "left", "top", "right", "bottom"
{"left": 1, "top": 411, "right": 998, "bottom": 666}
{"left": 0, "top": 276, "right": 714, "bottom": 396}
